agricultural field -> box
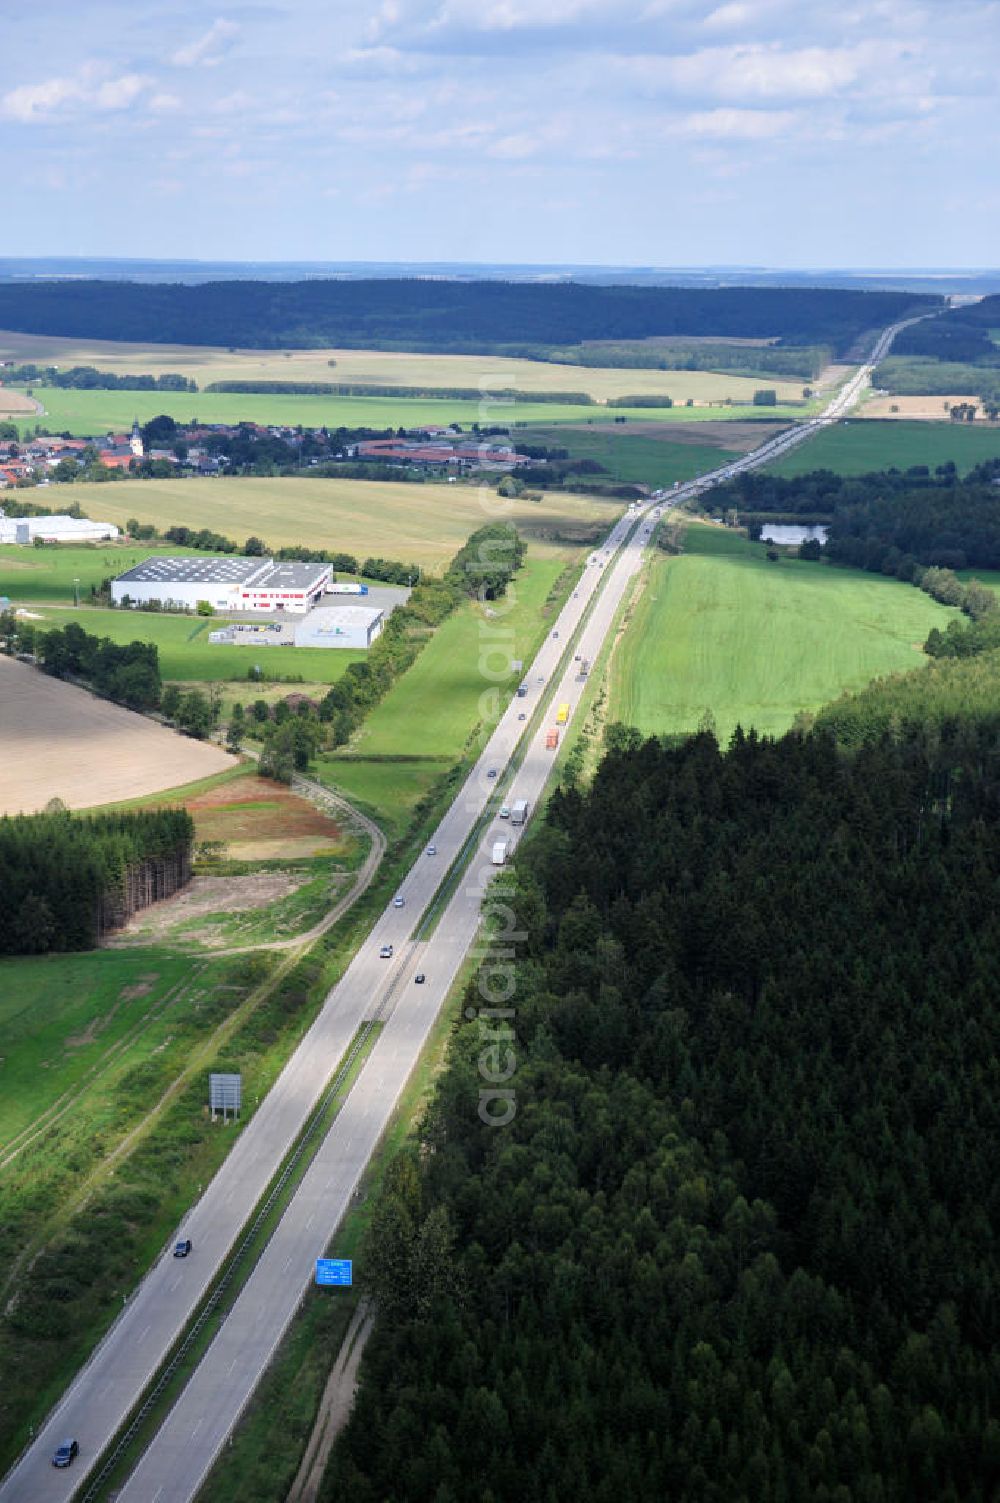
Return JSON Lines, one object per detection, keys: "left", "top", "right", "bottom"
{"left": 4, "top": 386, "right": 810, "bottom": 439}
{"left": 19, "top": 602, "right": 366, "bottom": 685}
{"left": 319, "top": 544, "right": 581, "bottom": 838}
{"left": 608, "top": 524, "right": 961, "bottom": 743}
{"left": 0, "top": 388, "right": 36, "bottom": 416}
{"left": 765, "top": 419, "right": 1000, "bottom": 477}
{"left": 0, "top": 327, "right": 807, "bottom": 405}
{"left": 61, "top": 476, "right": 623, "bottom": 571}
{"left": 528, "top": 418, "right": 788, "bottom": 489}
{"left": 0, "top": 655, "right": 232, "bottom": 814}
{"left": 185, "top": 774, "right": 350, "bottom": 861}
{"left": 862, "top": 393, "right": 999, "bottom": 420}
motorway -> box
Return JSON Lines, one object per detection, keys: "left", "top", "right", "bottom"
{"left": 0, "top": 313, "right": 930, "bottom": 1503}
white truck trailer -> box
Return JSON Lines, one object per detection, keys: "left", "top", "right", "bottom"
{"left": 510, "top": 799, "right": 529, "bottom": 826}
{"left": 491, "top": 839, "right": 509, "bottom": 866}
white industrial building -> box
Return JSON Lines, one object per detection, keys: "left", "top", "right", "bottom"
{"left": 294, "top": 605, "right": 384, "bottom": 650}
{"left": 0, "top": 514, "right": 120, "bottom": 545}
{"left": 111, "top": 555, "right": 331, "bottom": 613}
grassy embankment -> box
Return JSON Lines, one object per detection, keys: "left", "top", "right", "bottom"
{"left": 608, "top": 524, "right": 963, "bottom": 743}
{"left": 765, "top": 419, "right": 1000, "bottom": 476}
{"left": 315, "top": 544, "right": 584, "bottom": 841}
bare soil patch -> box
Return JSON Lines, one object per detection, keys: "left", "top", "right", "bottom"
{"left": 109, "top": 871, "right": 306, "bottom": 946}
{"left": 185, "top": 775, "right": 345, "bottom": 859}
{"left": 0, "top": 656, "right": 233, "bottom": 815}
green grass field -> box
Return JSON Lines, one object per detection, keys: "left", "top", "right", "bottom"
{"left": 0, "top": 327, "right": 806, "bottom": 406}
{"left": 23, "top": 602, "right": 365, "bottom": 684}
{"left": 57, "top": 476, "right": 623, "bottom": 571}
{"left": 0, "top": 949, "right": 204, "bottom": 1146}
{"left": 319, "top": 546, "right": 580, "bottom": 836}
{"left": 766, "top": 420, "right": 1000, "bottom": 476}
{"left": 609, "top": 524, "right": 962, "bottom": 742}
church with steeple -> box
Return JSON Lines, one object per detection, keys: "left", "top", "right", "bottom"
{"left": 130, "top": 419, "right": 144, "bottom": 458}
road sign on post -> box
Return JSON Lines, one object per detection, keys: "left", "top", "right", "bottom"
{"left": 316, "top": 1258, "right": 353, "bottom": 1287}
{"left": 209, "top": 1072, "right": 242, "bottom": 1121}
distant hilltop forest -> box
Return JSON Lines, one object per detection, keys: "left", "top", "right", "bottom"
{"left": 0, "top": 280, "right": 939, "bottom": 357}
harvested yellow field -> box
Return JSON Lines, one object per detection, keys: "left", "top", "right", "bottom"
{"left": 0, "top": 387, "right": 37, "bottom": 414}
{"left": 0, "top": 657, "right": 233, "bottom": 815}
{"left": 862, "top": 393, "right": 993, "bottom": 420}
{"left": 0, "top": 329, "right": 803, "bottom": 405}
{"left": 65, "top": 476, "right": 623, "bottom": 571}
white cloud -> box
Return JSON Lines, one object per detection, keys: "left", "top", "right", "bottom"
{"left": 93, "top": 74, "right": 148, "bottom": 110}
{"left": 171, "top": 19, "right": 240, "bottom": 68}
{"left": 678, "top": 105, "right": 794, "bottom": 138}
{"left": 149, "top": 92, "right": 182, "bottom": 114}
{"left": 615, "top": 40, "right": 893, "bottom": 101}
{"left": 0, "top": 68, "right": 151, "bottom": 122}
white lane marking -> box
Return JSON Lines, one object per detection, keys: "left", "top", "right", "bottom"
{"left": 169, "top": 1276, "right": 181, "bottom": 1292}
{"left": 192, "top": 1418, "right": 203, "bottom": 1438}
{"left": 137, "top": 1325, "right": 150, "bottom": 1344}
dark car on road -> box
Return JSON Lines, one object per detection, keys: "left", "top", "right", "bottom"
{"left": 52, "top": 1440, "right": 78, "bottom": 1468}
{"left": 173, "top": 1239, "right": 192, "bottom": 1258}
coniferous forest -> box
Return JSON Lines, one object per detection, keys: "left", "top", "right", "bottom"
{"left": 0, "top": 807, "right": 194, "bottom": 953}
{"left": 0, "top": 280, "right": 934, "bottom": 355}
{"left": 328, "top": 715, "right": 1000, "bottom": 1503}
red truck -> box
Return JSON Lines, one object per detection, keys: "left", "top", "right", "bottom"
{"left": 545, "top": 728, "right": 559, "bottom": 750}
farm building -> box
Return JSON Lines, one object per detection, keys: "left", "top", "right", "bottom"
{"left": 111, "top": 555, "right": 331, "bottom": 614}
{"left": 294, "top": 605, "right": 384, "bottom": 649}
{"left": 0, "top": 513, "right": 120, "bottom": 544}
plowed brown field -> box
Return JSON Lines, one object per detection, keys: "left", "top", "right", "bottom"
{"left": 0, "top": 656, "right": 233, "bottom": 814}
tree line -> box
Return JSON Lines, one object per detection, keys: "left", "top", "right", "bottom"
{"left": 0, "top": 280, "right": 937, "bottom": 356}
{"left": 2, "top": 617, "right": 162, "bottom": 711}
{"left": 328, "top": 711, "right": 1000, "bottom": 1501}
{"left": 0, "top": 806, "right": 193, "bottom": 953}
{"left": 532, "top": 339, "right": 828, "bottom": 379}
{"left": 1, "top": 363, "right": 195, "bottom": 391}
{"left": 719, "top": 457, "right": 1000, "bottom": 571}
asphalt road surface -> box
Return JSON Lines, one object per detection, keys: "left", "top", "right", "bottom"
{"left": 0, "top": 320, "right": 924, "bottom": 1503}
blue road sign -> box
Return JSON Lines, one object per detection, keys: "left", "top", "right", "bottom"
{"left": 316, "top": 1258, "right": 353, "bottom": 1287}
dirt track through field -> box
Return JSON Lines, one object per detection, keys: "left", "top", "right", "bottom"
{"left": 0, "top": 656, "right": 232, "bottom": 813}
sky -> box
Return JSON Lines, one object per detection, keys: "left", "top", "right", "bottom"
{"left": 1, "top": 0, "right": 998, "bottom": 268}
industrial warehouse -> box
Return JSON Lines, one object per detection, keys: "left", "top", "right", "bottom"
{"left": 0, "top": 512, "right": 120, "bottom": 545}
{"left": 111, "top": 553, "right": 385, "bottom": 649}
{"left": 111, "top": 555, "right": 332, "bottom": 614}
